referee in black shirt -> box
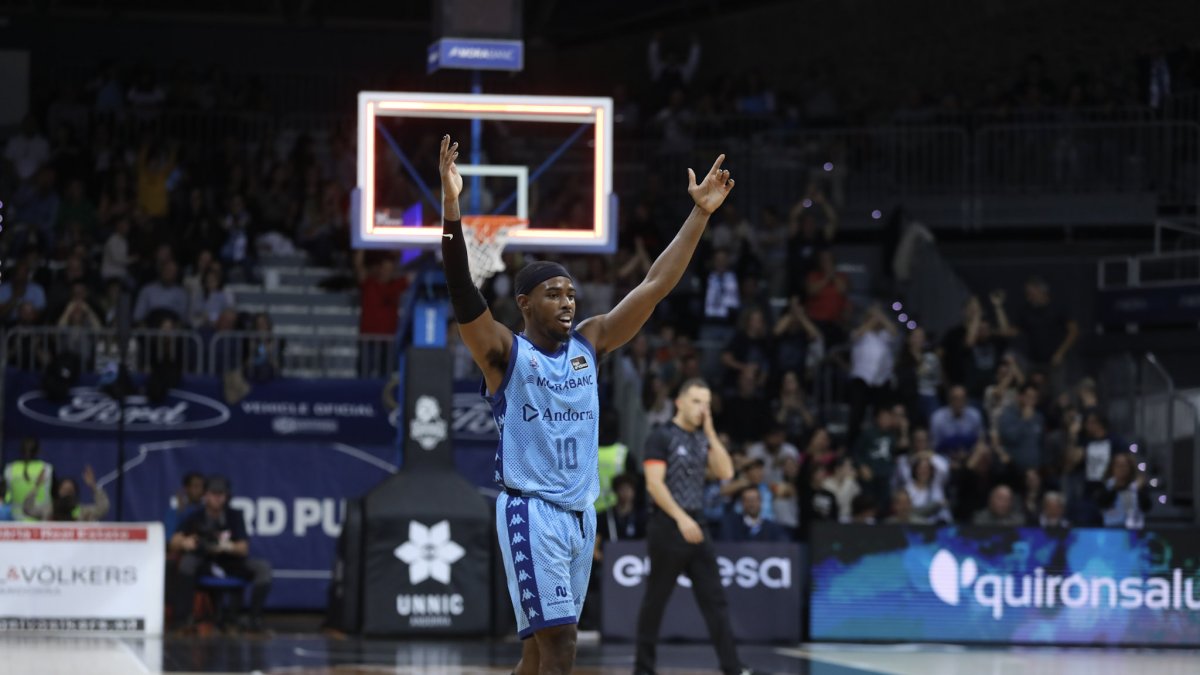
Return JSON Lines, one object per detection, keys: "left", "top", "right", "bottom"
{"left": 635, "top": 378, "right": 761, "bottom": 675}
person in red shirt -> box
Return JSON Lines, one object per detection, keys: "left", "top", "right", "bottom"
{"left": 804, "top": 249, "right": 850, "bottom": 345}
{"left": 355, "top": 251, "right": 409, "bottom": 376}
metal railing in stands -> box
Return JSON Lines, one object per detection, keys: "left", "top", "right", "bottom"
{"left": 207, "top": 331, "right": 397, "bottom": 379}
{"left": 4, "top": 327, "right": 206, "bottom": 377}
{"left": 974, "top": 122, "right": 1200, "bottom": 207}
{"left": 2, "top": 327, "right": 400, "bottom": 381}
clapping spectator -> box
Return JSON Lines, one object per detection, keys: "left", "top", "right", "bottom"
{"left": 720, "top": 307, "right": 774, "bottom": 392}
{"left": 772, "top": 371, "right": 815, "bottom": 444}
{"left": 823, "top": 456, "right": 862, "bottom": 522}
{"left": 804, "top": 250, "right": 850, "bottom": 345}
{"left": 24, "top": 465, "right": 109, "bottom": 521}
{"left": 983, "top": 354, "right": 1024, "bottom": 426}
{"left": 905, "top": 455, "right": 953, "bottom": 523}
{"left": 895, "top": 326, "right": 942, "bottom": 425}
{"left": 188, "top": 262, "right": 235, "bottom": 328}
{"left": 853, "top": 405, "right": 907, "bottom": 508}
{"left": 847, "top": 304, "right": 898, "bottom": 445}
{"left": 101, "top": 217, "right": 138, "bottom": 284}
{"left": 996, "top": 383, "right": 1045, "bottom": 471}
{"left": 786, "top": 185, "right": 838, "bottom": 295}
{"left": 1097, "top": 453, "right": 1151, "bottom": 529}
{"left": 772, "top": 298, "right": 823, "bottom": 382}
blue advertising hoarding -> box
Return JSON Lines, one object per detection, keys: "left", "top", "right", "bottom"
{"left": 2, "top": 371, "right": 501, "bottom": 608}
{"left": 427, "top": 38, "right": 524, "bottom": 73}
{"left": 810, "top": 523, "right": 1200, "bottom": 646}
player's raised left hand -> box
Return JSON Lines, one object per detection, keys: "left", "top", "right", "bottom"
{"left": 687, "top": 154, "right": 735, "bottom": 215}
{"left": 439, "top": 135, "right": 463, "bottom": 201}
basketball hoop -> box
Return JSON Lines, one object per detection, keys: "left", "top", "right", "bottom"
{"left": 461, "top": 215, "right": 528, "bottom": 287}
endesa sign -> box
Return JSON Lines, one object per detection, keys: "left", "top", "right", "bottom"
{"left": 600, "top": 541, "right": 803, "bottom": 643}
{"left": 810, "top": 524, "right": 1200, "bottom": 646}
{"left": 0, "top": 523, "right": 165, "bottom": 634}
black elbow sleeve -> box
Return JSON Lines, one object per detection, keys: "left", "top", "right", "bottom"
{"left": 441, "top": 218, "right": 488, "bottom": 323}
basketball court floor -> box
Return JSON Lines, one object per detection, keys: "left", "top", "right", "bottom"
{"left": 4, "top": 632, "right": 1199, "bottom": 675}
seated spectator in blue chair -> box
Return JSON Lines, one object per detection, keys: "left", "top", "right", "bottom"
{"left": 164, "top": 471, "right": 206, "bottom": 537}
{"left": 722, "top": 487, "right": 788, "bottom": 542}
{"left": 23, "top": 465, "right": 109, "bottom": 521}
{"left": 169, "top": 476, "right": 272, "bottom": 632}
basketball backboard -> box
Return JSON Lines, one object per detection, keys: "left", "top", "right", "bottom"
{"left": 353, "top": 91, "right": 616, "bottom": 254}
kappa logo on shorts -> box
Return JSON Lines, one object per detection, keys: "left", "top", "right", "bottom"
{"left": 514, "top": 552, "right": 528, "bottom": 563}
{"left": 570, "top": 355, "right": 589, "bottom": 371}
{"left": 509, "top": 497, "right": 525, "bottom": 508}
{"left": 512, "top": 532, "right": 526, "bottom": 545}
{"left": 518, "top": 569, "right": 531, "bottom": 581}
{"left": 510, "top": 514, "right": 525, "bottom": 526}
{"left": 522, "top": 588, "right": 536, "bottom": 601}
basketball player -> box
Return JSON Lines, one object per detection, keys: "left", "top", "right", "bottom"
{"left": 437, "top": 135, "right": 734, "bottom": 674}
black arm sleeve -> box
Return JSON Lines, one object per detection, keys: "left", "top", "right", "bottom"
{"left": 441, "top": 218, "right": 488, "bottom": 323}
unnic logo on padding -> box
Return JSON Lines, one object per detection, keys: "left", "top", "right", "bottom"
{"left": 393, "top": 521, "right": 465, "bottom": 585}
{"left": 928, "top": 549, "right": 977, "bottom": 606}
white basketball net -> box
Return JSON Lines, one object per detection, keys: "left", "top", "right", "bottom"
{"left": 462, "top": 217, "right": 527, "bottom": 287}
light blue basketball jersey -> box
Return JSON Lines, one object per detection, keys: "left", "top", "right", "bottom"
{"left": 484, "top": 331, "right": 600, "bottom": 512}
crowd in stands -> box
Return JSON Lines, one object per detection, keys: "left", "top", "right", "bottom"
{"left": 1, "top": 42, "right": 1163, "bottom": 545}
{"left": 496, "top": 175, "right": 1151, "bottom": 544}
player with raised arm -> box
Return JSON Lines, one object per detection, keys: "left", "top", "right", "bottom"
{"left": 437, "top": 134, "right": 734, "bottom": 675}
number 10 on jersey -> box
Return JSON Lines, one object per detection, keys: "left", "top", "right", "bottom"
{"left": 555, "top": 438, "right": 578, "bottom": 470}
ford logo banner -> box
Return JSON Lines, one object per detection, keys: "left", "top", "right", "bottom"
{"left": 18, "top": 387, "right": 231, "bottom": 432}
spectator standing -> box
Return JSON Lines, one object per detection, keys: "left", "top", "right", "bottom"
{"left": 905, "top": 455, "right": 952, "bottom": 523}
{"left": 772, "top": 298, "right": 823, "bottom": 383}
{"left": 720, "top": 307, "right": 774, "bottom": 392}
{"left": 895, "top": 326, "right": 942, "bottom": 425}
{"left": 846, "top": 304, "right": 898, "bottom": 445}
{"left": 996, "top": 384, "right": 1045, "bottom": 471}
{"left": 188, "top": 262, "right": 235, "bottom": 328}
{"left": 745, "top": 425, "right": 801, "bottom": 486}
{"left": 1017, "top": 277, "right": 1078, "bottom": 394}
{"left": 4, "top": 437, "right": 52, "bottom": 521}
{"left": 804, "top": 250, "right": 850, "bottom": 344}
{"left": 101, "top": 218, "right": 138, "bottom": 283}
{"left": 772, "top": 371, "right": 815, "bottom": 444}
{"left": 853, "top": 405, "right": 907, "bottom": 509}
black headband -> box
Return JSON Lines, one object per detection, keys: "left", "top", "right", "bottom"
{"left": 514, "top": 261, "right": 572, "bottom": 297}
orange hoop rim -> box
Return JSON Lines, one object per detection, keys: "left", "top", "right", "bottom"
{"left": 461, "top": 215, "right": 529, "bottom": 242}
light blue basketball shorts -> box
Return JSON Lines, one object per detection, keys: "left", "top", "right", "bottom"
{"left": 496, "top": 491, "right": 596, "bottom": 639}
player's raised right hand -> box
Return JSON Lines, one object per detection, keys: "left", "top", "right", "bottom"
{"left": 439, "top": 135, "right": 463, "bottom": 201}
